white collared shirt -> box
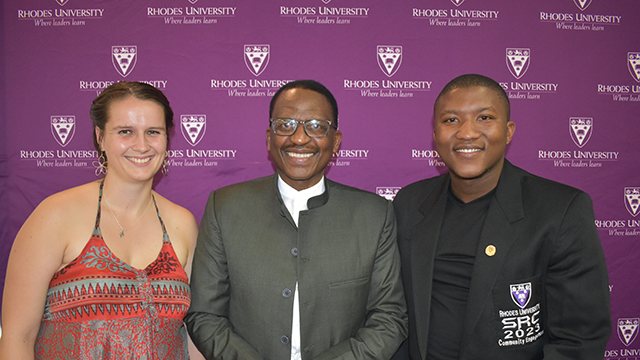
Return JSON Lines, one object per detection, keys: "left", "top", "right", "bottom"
{"left": 277, "top": 175, "right": 326, "bottom": 360}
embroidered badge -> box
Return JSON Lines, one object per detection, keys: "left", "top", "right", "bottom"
{"left": 510, "top": 282, "right": 531, "bottom": 309}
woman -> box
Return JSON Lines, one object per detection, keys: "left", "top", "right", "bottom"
{"left": 0, "top": 82, "right": 198, "bottom": 359}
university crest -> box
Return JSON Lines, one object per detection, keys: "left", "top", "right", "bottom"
{"left": 51, "top": 116, "right": 75, "bottom": 147}
{"left": 377, "top": 45, "right": 402, "bottom": 77}
{"left": 618, "top": 318, "right": 639, "bottom": 346}
{"left": 628, "top": 52, "right": 640, "bottom": 83}
{"left": 245, "top": 45, "right": 270, "bottom": 76}
{"left": 112, "top": 46, "right": 137, "bottom": 77}
{"left": 506, "top": 48, "right": 530, "bottom": 79}
{"left": 510, "top": 282, "right": 531, "bottom": 309}
{"left": 569, "top": 117, "right": 592, "bottom": 148}
{"left": 573, "top": 0, "right": 592, "bottom": 11}
{"left": 181, "top": 115, "right": 207, "bottom": 146}
{"left": 625, "top": 188, "right": 640, "bottom": 217}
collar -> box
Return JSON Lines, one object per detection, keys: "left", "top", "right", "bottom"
{"left": 278, "top": 175, "right": 326, "bottom": 226}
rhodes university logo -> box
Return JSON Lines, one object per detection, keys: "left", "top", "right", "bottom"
{"left": 573, "top": 0, "right": 592, "bottom": 11}
{"left": 506, "top": 48, "right": 530, "bottom": 79}
{"left": 56, "top": 0, "right": 68, "bottom": 6}
{"left": 112, "top": 46, "right": 137, "bottom": 77}
{"left": 51, "top": 116, "right": 75, "bottom": 147}
{"left": 510, "top": 282, "right": 531, "bottom": 309}
{"left": 377, "top": 46, "right": 402, "bottom": 77}
{"left": 181, "top": 115, "right": 206, "bottom": 146}
{"left": 376, "top": 187, "right": 400, "bottom": 201}
{"left": 245, "top": 45, "right": 270, "bottom": 76}
{"left": 618, "top": 318, "right": 639, "bottom": 346}
{"left": 625, "top": 187, "right": 640, "bottom": 217}
{"left": 628, "top": 52, "right": 640, "bottom": 83}
{"left": 451, "top": 0, "right": 465, "bottom": 6}
{"left": 569, "top": 117, "right": 592, "bottom": 148}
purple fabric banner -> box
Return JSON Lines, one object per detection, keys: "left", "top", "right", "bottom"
{"left": 1, "top": 0, "right": 639, "bottom": 357}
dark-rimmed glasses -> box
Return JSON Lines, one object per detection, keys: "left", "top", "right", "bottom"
{"left": 269, "top": 118, "right": 335, "bottom": 138}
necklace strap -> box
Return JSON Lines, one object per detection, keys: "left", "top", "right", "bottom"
{"left": 102, "top": 184, "right": 154, "bottom": 238}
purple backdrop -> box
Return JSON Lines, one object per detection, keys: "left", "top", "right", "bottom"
{"left": 2, "top": 0, "right": 639, "bottom": 358}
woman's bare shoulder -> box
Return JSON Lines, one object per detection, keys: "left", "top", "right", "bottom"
{"left": 26, "top": 181, "right": 100, "bottom": 235}
{"left": 152, "top": 193, "right": 198, "bottom": 242}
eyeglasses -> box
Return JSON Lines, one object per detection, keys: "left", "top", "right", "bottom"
{"left": 269, "top": 118, "right": 335, "bottom": 138}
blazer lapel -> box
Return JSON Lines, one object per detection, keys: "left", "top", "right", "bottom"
{"left": 459, "top": 160, "right": 525, "bottom": 354}
{"left": 410, "top": 176, "right": 449, "bottom": 360}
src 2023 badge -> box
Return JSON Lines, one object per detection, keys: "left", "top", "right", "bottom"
{"left": 495, "top": 281, "right": 544, "bottom": 347}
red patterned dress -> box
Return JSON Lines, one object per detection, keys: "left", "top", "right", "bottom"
{"left": 34, "top": 184, "right": 191, "bottom": 359}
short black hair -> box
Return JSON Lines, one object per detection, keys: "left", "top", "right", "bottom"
{"left": 269, "top": 80, "right": 339, "bottom": 128}
{"left": 435, "top": 74, "right": 510, "bottom": 121}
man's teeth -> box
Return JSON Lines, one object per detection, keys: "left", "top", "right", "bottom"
{"left": 127, "top": 157, "right": 151, "bottom": 164}
{"left": 456, "top": 148, "right": 481, "bottom": 153}
{"left": 287, "top": 152, "right": 314, "bottom": 158}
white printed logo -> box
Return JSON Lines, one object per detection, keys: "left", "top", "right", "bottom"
{"left": 56, "top": 0, "right": 69, "bottom": 6}
{"left": 506, "top": 48, "right": 530, "bottom": 79}
{"left": 625, "top": 188, "right": 640, "bottom": 217}
{"left": 181, "top": 115, "right": 206, "bottom": 146}
{"left": 569, "top": 117, "right": 592, "bottom": 148}
{"left": 573, "top": 0, "right": 592, "bottom": 11}
{"left": 618, "top": 318, "right": 639, "bottom": 346}
{"left": 628, "top": 52, "right": 640, "bottom": 83}
{"left": 451, "top": 0, "right": 465, "bottom": 6}
{"left": 245, "top": 45, "right": 270, "bottom": 76}
{"left": 51, "top": 116, "right": 75, "bottom": 147}
{"left": 188, "top": 0, "right": 198, "bottom": 4}
{"left": 321, "top": 0, "right": 331, "bottom": 4}
{"left": 376, "top": 187, "right": 401, "bottom": 201}
{"left": 112, "top": 46, "right": 137, "bottom": 77}
{"left": 377, "top": 46, "right": 402, "bottom": 77}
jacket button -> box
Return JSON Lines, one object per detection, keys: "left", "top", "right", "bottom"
{"left": 281, "top": 335, "right": 290, "bottom": 344}
{"left": 291, "top": 247, "right": 298, "bottom": 256}
{"left": 282, "top": 288, "right": 292, "bottom": 298}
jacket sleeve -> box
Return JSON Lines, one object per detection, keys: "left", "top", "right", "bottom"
{"left": 542, "top": 191, "right": 611, "bottom": 359}
{"left": 311, "top": 200, "right": 409, "bottom": 360}
{"left": 185, "top": 191, "right": 264, "bottom": 360}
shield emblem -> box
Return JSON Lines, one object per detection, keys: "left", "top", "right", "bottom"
{"left": 377, "top": 46, "right": 402, "bottom": 77}
{"left": 245, "top": 45, "right": 270, "bottom": 76}
{"left": 506, "top": 48, "right": 530, "bottom": 79}
{"left": 510, "top": 282, "right": 531, "bottom": 309}
{"left": 51, "top": 116, "right": 75, "bottom": 147}
{"left": 376, "top": 187, "right": 401, "bottom": 201}
{"left": 628, "top": 52, "right": 640, "bottom": 83}
{"left": 56, "top": 0, "right": 69, "bottom": 6}
{"left": 625, "top": 188, "right": 640, "bottom": 217}
{"left": 618, "top": 318, "right": 639, "bottom": 346}
{"left": 321, "top": 0, "right": 331, "bottom": 3}
{"left": 451, "top": 0, "right": 465, "bottom": 6}
{"left": 188, "top": 0, "right": 198, "bottom": 3}
{"left": 573, "top": 0, "right": 592, "bottom": 11}
{"left": 569, "top": 117, "right": 592, "bottom": 148}
{"left": 181, "top": 115, "right": 207, "bottom": 146}
{"left": 112, "top": 46, "right": 137, "bottom": 77}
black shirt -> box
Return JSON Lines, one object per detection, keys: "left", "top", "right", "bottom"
{"left": 426, "top": 187, "right": 494, "bottom": 360}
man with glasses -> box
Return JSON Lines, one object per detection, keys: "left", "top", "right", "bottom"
{"left": 186, "top": 80, "right": 408, "bottom": 360}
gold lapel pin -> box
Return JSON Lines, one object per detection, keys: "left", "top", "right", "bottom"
{"left": 485, "top": 245, "right": 497, "bottom": 257}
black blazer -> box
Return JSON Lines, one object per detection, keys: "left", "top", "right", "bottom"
{"left": 392, "top": 160, "right": 610, "bottom": 360}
